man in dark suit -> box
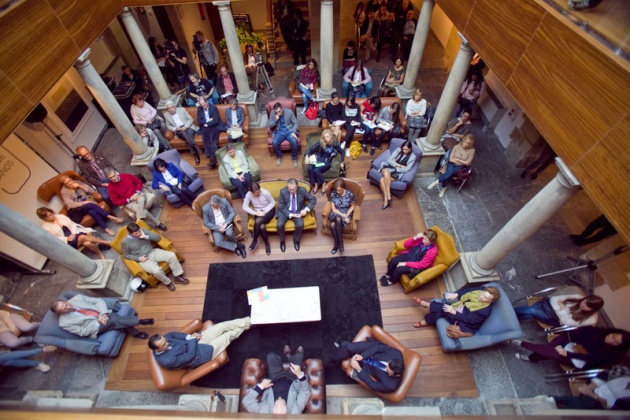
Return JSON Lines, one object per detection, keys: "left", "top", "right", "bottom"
{"left": 276, "top": 178, "right": 316, "bottom": 252}
{"left": 197, "top": 97, "right": 226, "bottom": 168}
{"left": 148, "top": 316, "right": 251, "bottom": 370}
{"left": 333, "top": 337, "right": 405, "bottom": 393}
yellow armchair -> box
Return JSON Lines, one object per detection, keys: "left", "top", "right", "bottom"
{"left": 387, "top": 225, "right": 460, "bottom": 293}
{"left": 111, "top": 220, "right": 183, "bottom": 287}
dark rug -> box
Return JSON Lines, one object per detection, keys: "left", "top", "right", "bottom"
{"left": 193, "top": 255, "right": 383, "bottom": 389}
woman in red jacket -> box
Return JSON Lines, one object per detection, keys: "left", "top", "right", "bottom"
{"left": 380, "top": 229, "right": 438, "bottom": 287}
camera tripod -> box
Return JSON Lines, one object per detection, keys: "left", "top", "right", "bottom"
{"left": 255, "top": 62, "right": 275, "bottom": 100}
{"left": 535, "top": 244, "right": 629, "bottom": 294}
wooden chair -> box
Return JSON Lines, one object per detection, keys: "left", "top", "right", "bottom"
{"left": 341, "top": 325, "right": 421, "bottom": 403}
{"left": 192, "top": 189, "right": 246, "bottom": 253}
{"left": 320, "top": 178, "right": 365, "bottom": 241}
{"left": 37, "top": 170, "right": 110, "bottom": 227}
{"left": 111, "top": 220, "right": 183, "bottom": 287}
{"left": 386, "top": 226, "right": 460, "bottom": 293}
{"left": 146, "top": 319, "right": 229, "bottom": 391}
{"left": 238, "top": 357, "right": 326, "bottom": 414}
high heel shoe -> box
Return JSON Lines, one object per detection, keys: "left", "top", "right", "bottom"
{"left": 339, "top": 241, "right": 344, "bottom": 253}
{"left": 413, "top": 296, "right": 426, "bottom": 306}
{"left": 312, "top": 185, "right": 318, "bottom": 194}
{"left": 413, "top": 321, "right": 428, "bottom": 328}
{"left": 265, "top": 242, "right": 271, "bottom": 256}
{"left": 248, "top": 240, "right": 257, "bottom": 252}
{"left": 321, "top": 184, "right": 327, "bottom": 195}
{"left": 381, "top": 202, "right": 389, "bottom": 210}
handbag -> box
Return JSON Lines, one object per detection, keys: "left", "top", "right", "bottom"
{"left": 445, "top": 322, "right": 474, "bottom": 339}
{"left": 227, "top": 127, "right": 244, "bottom": 139}
{"left": 407, "top": 115, "right": 426, "bottom": 129}
{"left": 304, "top": 101, "right": 319, "bottom": 120}
{"left": 146, "top": 115, "right": 164, "bottom": 130}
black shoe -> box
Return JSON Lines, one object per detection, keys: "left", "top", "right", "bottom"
{"left": 134, "top": 332, "right": 149, "bottom": 339}
{"left": 265, "top": 242, "right": 271, "bottom": 255}
{"left": 362, "top": 143, "right": 367, "bottom": 153}
{"left": 194, "top": 155, "right": 201, "bottom": 166}
{"left": 331, "top": 246, "right": 338, "bottom": 255}
{"left": 379, "top": 275, "right": 392, "bottom": 286}
{"left": 235, "top": 247, "right": 242, "bottom": 257}
{"left": 370, "top": 148, "right": 375, "bottom": 156}
{"left": 377, "top": 144, "right": 382, "bottom": 150}
{"left": 381, "top": 202, "right": 389, "bottom": 210}
{"left": 98, "top": 244, "right": 111, "bottom": 250}
{"left": 280, "top": 241, "right": 286, "bottom": 253}
{"left": 238, "top": 243, "right": 247, "bottom": 259}
{"left": 339, "top": 242, "right": 344, "bottom": 253}
{"left": 157, "top": 223, "right": 168, "bottom": 231}
{"left": 207, "top": 160, "right": 217, "bottom": 169}
{"left": 248, "top": 240, "right": 257, "bottom": 251}
{"left": 294, "top": 241, "right": 300, "bottom": 251}
{"left": 139, "top": 318, "right": 154, "bottom": 325}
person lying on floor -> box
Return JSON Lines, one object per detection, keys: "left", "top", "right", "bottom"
{"left": 51, "top": 294, "right": 153, "bottom": 339}
{"left": 332, "top": 338, "right": 405, "bottom": 393}
{"left": 148, "top": 316, "right": 251, "bottom": 370}
{"left": 242, "top": 345, "right": 311, "bottom": 414}
{"left": 412, "top": 286, "right": 501, "bottom": 334}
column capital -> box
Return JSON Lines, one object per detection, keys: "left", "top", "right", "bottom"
{"left": 213, "top": 1, "right": 231, "bottom": 10}
{"left": 457, "top": 32, "right": 471, "bottom": 50}
{"left": 75, "top": 48, "right": 91, "bottom": 66}
{"left": 555, "top": 158, "right": 581, "bottom": 190}
{"left": 320, "top": 0, "right": 335, "bottom": 5}
{"left": 120, "top": 6, "right": 132, "bottom": 16}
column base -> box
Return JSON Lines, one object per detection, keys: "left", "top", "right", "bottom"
{"left": 77, "top": 259, "right": 114, "bottom": 287}
{"left": 238, "top": 91, "right": 261, "bottom": 127}
{"left": 316, "top": 87, "right": 336, "bottom": 101}
{"left": 460, "top": 251, "right": 501, "bottom": 284}
{"left": 131, "top": 147, "right": 159, "bottom": 166}
{"left": 395, "top": 85, "right": 417, "bottom": 100}
{"left": 416, "top": 138, "right": 444, "bottom": 175}
{"left": 156, "top": 93, "right": 182, "bottom": 110}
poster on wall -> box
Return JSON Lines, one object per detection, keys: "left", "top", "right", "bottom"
{"left": 0, "top": 134, "right": 59, "bottom": 270}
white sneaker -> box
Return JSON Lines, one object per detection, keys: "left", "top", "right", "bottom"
{"left": 427, "top": 180, "right": 439, "bottom": 190}
{"left": 345, "top": 149, "right": 350, "bottom": 158}
{"left": 439, "top": 187, "right": 447, "bottom": 198}
{"left": 36, "top": 362, "right": 51, "bottom": 372}
{"left": 276, "top": 158, "right": 282, "bottom": 166}
{"left": 340, "top": 141, "right": 346, "bottom": 149}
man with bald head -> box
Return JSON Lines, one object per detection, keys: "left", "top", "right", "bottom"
{"left": 75, "top": 146, "right": 115, "bottom": 205}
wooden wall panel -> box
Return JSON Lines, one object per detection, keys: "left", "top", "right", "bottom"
{"left": 47, "top": 0, "right": 121, "bottom": 51}
{"left": 570, "top": 115, "right": 630, "bottom": 244}
{"left": 435, "top": 0, "right": 473, "bottom": 34}
{"left": 0, "top": 73, "right": 34, "bottom": 138}
{"left": 0, "top": 0, "right": 80, "bottom": 102}
{"left": 464, "top": 0, "right": 545, "bottom": 83}
{"left": 507, "top": 14, "right": 630, "bottom": 165}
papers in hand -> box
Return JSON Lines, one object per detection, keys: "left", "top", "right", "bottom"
{"left": 363, "top": 120, "right": 376, "bottom": 129}
{"left": 333, "top": 120, "right": 345, "bottom": 127}
{"left": 306, "top": 155, "right": 318, "bottom": 165}
{"left": 350, "top": 121, "right": 361, "bottom": 127}
{"left": 247, "top": 286, "right": 269, "bottom": 305}
{"left": 377, "top": 121, "right": 393, "bottom": 131}
{"left": 221, "top": 93, "right": 232, "bottom": 98}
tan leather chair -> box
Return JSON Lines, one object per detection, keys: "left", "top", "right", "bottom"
{"left": 341, "top": 325, "right": 421, "bottom": 403}
{"left": 37, "top": 170, "right": 110, "bottom": 227}
{"left": 238, "top": 357, "right": 326, "bottom": 414}
{"left": 146, "top": 319, "right": 229, "bottom": 391}
{"left": 111, "top": 220, "right": 183, "bottom": 287}
{"left": 386, "top": 225, "right": 460, "bottom": 293}
{"left": 320, "top": 178, "right": 365, "bottom": 241}
{"left": 192, "top": 189, "right": 246, "bottom": 252}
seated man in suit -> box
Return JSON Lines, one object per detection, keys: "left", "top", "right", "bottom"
{"left": 276, "top": 178, "right": 316, "bottom": 253}
{"left": 51, "top": 294, "right": 154, "bottom": 339}
{"left": 148, "top": 316, "right": 251, "bottom": 370}
{"left": 224, "top": 97, "right": 246, "bottom": 142}
{"left": 202, "top": 194, "right": 247, "bottom": 258}
{"left": 333, "top": 337, "right": 405, "bottom": 393}
{"left": 197, "top": 97, "right": 226, "bottom": 169}
{"left": 104, "top": 167, "right": 165, "bottom": 231}
{"left": 243, "top": 345, "right": 311, "bottom": 414}
{"left": 163, "top": 100, "right": 202, "bottom": 166}
{"left": 122, "top": 222, "right": 190, "bottom": 292}
{"left": 267, "top": 102, "right": 299, "bottom": 167}
{"left": 221, "top": 143, "right": 252, "bottom": 199}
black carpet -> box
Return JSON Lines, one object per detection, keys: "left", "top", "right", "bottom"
{"left": 193, "top": 255, "right": 383, "bottom": 389}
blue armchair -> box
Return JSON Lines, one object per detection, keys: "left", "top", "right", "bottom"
{"left": 436, "top": 283, "right": 523, "bottom": 352}
{"left": 34, "top": 291, "right": 134, "bottom": 357}
{"left": 148, "top": 149, "right": 204, "bottom": 207}
{"left": 368, "top": 138, "right": 422, "bottom": 198}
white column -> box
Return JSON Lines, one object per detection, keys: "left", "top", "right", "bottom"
{"left": 460, "top": 159, "right": 582, "bottom": 283}
{"left": 120, "top": 7, "right": 174, "bottom": 105}
{"left": 0, "top": 203, "right": 114, "bottom": 285}
{"left": 423, "top": 33, "right": 473, "bottom": 150}
{"left": 396, "top": 0, "right": 434, "bottom": 99}
{"left": 317, "top": 0, "right": 336, "bottom": 100}
{"left": 75, "top": 49, "right": 154, "bottom": 161}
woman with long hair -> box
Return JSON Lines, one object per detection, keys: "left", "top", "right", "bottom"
{"left": 379, "top": 57, "right": 405, "bottom": 97}
{"left": 374, "top": 101, "right": 403, "bottom": 153}
{"left": 341, "top": 94, "right": 362, "bottom": 148}
{"left": 242, "top": 182, "right": 276, "bottom": 255}
{"left": 378, "top": 140, "right": 416, "bottom": 210}
{"left": 514, "top": 294, "right": 604, "bottom": 328}
{"left": 360, "top": 96, "right": 382, "bottom": 154}
{"left": 456, "top": 71, "right": 485, "bottom": 116}
{"left": 304, "top": 129, "right": 344, "bottom": 194}
{"left": 342, "top": 59, "right": 372, "bottom": 98}
{"left": 298, "top": 58, "right": 319, "bottom": 113}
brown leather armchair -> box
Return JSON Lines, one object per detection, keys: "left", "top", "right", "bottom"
{"left": 111, "top": 220, "right": 183, "bottom": 287}
{"left": 238, "top": 357, "right": 326, "bottom": 414}
{"left": 146, "top": 319, "right": 229, "bottom": 391}
{"left": 320, "top": 178, "right": 365, "bottom": 241}
{"left": 341, "top": 325, "right": 421, "bottom": 403}
{"left": 192, "top": 189, "right": 246, "bottom": 252}
{"left": 37, "top": 170, "right": 110, "bottom": 227}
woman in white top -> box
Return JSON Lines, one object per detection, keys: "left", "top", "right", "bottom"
{"left": 514, "top": 294, "right": 604, "bottom": 328}
{"left": 242, "top": 182, "right": 276, "bottom": 255}
{"left": 342, "top": 59, "right": 372, "bottom": 98}
{"left": 405, "top": 89, "right": 427, "bottom": 142}
{"left": 130, "top": 93, "right": 169, "bottom": 148}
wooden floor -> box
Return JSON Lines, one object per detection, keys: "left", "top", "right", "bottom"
{"left": 106, "top": 127, "right": 478, "bottom": 398}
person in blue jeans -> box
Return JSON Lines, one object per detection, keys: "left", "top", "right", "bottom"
{"left": 0, "top": 347, "right": 52, "bottom": 372}
{"left": 297, "top": 59, "right": 319, "bottom": 113}
{"left": 513, "top": 294, "right": 603, "bottom": 328}
{"left": 428, "top": 134, "right": 475, "bottom": 198}
{"left": 268, "top": 102, "right": 299, "bottom": 168}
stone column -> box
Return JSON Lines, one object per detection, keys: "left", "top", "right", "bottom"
{"left": 317, "top": 0, "right": 336, "bottom": 100}
{"left": 0, "top": 203, "right": 114, "bottom": 286}
{"left": 396, "top": 0, "right": 434, "bottom": 99}
{"left": 213, "top": 1, "right": 259, "bottom": 125}
{"left": 457, "top": 159, "right": 582, "bottom": 286}
{"left": 75, "top": 49, "right": 156, "bottom": 163}
{"left": 120, "top": 7, "right": 174, "bottom": 106}
{"left": 423, "top": 33, "right": 473, "bottom": 151}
